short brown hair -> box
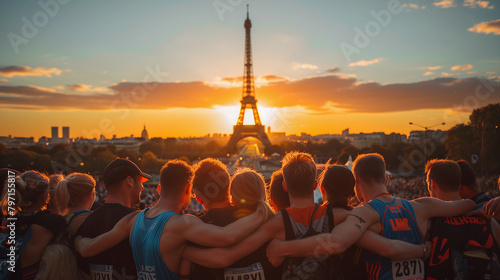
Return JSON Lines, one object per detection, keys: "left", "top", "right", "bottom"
{"left": 268, "top": 169, "right": 289, "bottom": 212}
{"left": 160, "top": 160, "right": 193, "bottom": 196}
{"left": 352, "top": 153, "right": 386, "bottom": 184}
{"left": 282, "top": 152, "right": 316, "bottom": 198}
{"left": 425, "top": 159, "right": 461, "bottom": 192}
{"left": 192, "top": 158, "right": 230, "bottom": 204}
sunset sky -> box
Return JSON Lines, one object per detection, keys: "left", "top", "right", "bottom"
{"left": 1, "top": 0, "right": 499, "bottom": 140}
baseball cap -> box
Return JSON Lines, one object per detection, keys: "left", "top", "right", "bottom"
{"left": 103, "top": 158, "right": 151, "bottom": 186}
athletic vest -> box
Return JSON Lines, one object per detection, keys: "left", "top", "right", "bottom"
{"left": 130, "top": 209, "right": 179, "bottom": 280}
{"left": 426, "top": 215, "right": 500, "bottom": 279}
{"left": 281, "top": 204, "right": 342, "bottom": 280}
{"left": 364, "top": 198, "right": 424, "bottom": 280}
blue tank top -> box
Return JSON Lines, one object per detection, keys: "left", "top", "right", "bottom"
{"left": 130, "top": 209, "right": 179, "bottom": 280}
{"left": 364, "top": 197, "right": 425, "bottom": 280}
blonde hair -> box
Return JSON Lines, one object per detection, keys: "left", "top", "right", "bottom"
{"left": 1, "top": 171, "right": 49, "bottom": 216}
{"left": 47, "top": 174, "right": 64, "bottom": 213}
{"left": 54, "top": 173, "right": 96, "bottom": 215}
{"left": 230, "top": 168, "right": 274, "bottom": 218}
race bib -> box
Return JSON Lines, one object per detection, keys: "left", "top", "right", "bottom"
{"left": 224, "top": 262, "right": 265, "bottom": 280}
{"left": 391, "top": 258, "right": 424, "bottom": 280}
{"left": 90, "top": 263, "right": 113, "bottom": 280}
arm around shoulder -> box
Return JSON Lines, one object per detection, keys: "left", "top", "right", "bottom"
{"left": 357, "top": 230, "right": 427, "bottom": 260}
{"left": 75, "top": 211, "right": 138, "bottom": 257}
{"left": 413, "top": 197, "right": 475, "bottom": 219}
{"left": 181, "top": 209, "right": 268, "bottom": 247}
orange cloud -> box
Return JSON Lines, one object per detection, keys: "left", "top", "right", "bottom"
{"left": 464, "top": 0, "right": 494, "bottom": 9}
{"left": 468, "top": 19, "right": 500, "bottom": 35}
{"left": 0, "top": 66, "right": 63, "bottom": 78}
{"left": 423, "top": 72, "right": 434, "bottom": 76}
{"left": 433, "top": 0, "right": 456, "bottom": 8}
{"left": 67, "top": 84, "right": 109, "bottom": 92}
{"left": 451, "top": 64, "right": 474, "bottom": 71}
{"left": 441, "top": 72, "right": 460, "bottom": 77}
{"left": 401, "top": 3, "right": 427, "bottom": 10}
{"left": 424, "top": 66, "right": 442, "bottom": 70}
{"left": 349, "top": 58, "right": 382, "bottom": 67}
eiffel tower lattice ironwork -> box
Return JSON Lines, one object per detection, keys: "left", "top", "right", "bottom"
{"left": 227, "top": 5, "right": 271, "bottom": 153}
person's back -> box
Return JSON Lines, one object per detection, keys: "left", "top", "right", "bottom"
{"left": 189, "top": 158, "right": 235, "bottom": 280}
{"left": 78, "top": 203, "right": 137, "bottom": 278}
{"left": 130, "top": 209, "right": 179, "bottom": 279}
{"left": 219, "top": 169, "right": 279, "bottom": 280}
{"left": 77, "top": 158, "right": 150, "bottom": 280}
{"left": 320, "top": 164, "right": 366, "bottom": 280}
{"left": 190, "top": 164, "right": 279, "bottom": 280}
{"left": 364, "top": 197, "right": 425, "bottom": 279}
{"left": 425, "top": 159, "right": 500, "bottom": 279}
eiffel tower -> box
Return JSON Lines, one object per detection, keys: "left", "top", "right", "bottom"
{"left": 227, "top": 5, "right": 271, "bottom": 153}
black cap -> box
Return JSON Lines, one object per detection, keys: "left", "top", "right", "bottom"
{"left": 103, "top": 158, "right": 151, "bottom": 186}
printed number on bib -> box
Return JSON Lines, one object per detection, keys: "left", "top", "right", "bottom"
{"left": 90, "top": 264, "right": 113, "bottom": 280}
{"left": 224, "top": 262, "right": 265, "bottom": 280}
{"left": 391, "top": 258, "right": 424, "bottom": 280}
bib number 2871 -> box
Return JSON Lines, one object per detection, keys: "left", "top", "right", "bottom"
{"left": 391, "top": 258, "right": 424, "bottom": 280}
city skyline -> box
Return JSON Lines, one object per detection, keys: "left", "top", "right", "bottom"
{"left": 1, "top": 1, "right": 500, "bottom": 140}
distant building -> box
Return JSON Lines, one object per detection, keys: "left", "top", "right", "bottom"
{"left": 345, "top": 130, "right": 407, "bottom": 149}
{"left": 349, "top": 133, "right": 384, "bottom": 149}
{"left": 51, "top": 126, "right": 58, "bottom": 140}
{"left": 409, "top": 129, "right": 446, "bottom": 144}
{"left": 0, "top": 135, "right": 35, "bottom": 148}
{"left": 141, "top": 125, "right": 149, "bottom": 141}
{"left": 62, "top": 126, "right": 70, "bottom": 140}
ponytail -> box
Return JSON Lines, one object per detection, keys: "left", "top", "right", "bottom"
{"left": 53, "top": 173, "right": 95, "bottom": 215}
{"left": 1, "top": 171, "right": 49, "bottom": 215}
{"left": 230, "top": 168, "right": 274, "bottom": 219}
{"left": 55, "top": 178, "right": 71, "bottom": 215}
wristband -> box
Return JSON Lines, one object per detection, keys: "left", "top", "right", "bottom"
{"left": 421, "top": 243, "right": 427, "bottom": 258}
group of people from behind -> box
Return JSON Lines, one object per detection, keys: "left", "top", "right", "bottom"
{"left": 2, "top": 152, "right": 500, "bottom": 280}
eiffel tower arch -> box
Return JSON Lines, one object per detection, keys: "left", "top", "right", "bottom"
{"left": 227, "top": 6, "right": 271, "bottom": 153}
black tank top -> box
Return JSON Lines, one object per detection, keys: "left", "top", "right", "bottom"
{"left": 426, "top": 215, "right": 500, "bottom": 279}
{"left": 77, "top": 203, "right": 138, "bottom": 280}
{"left": 190, "top": 205, "right": 281, "bottom": 280}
